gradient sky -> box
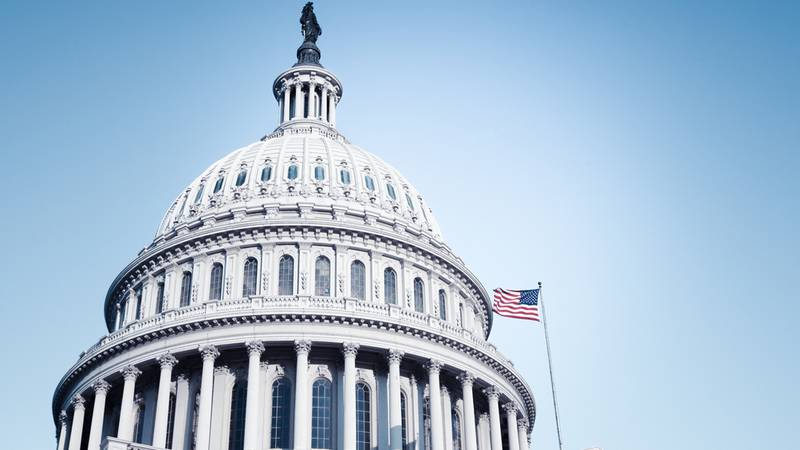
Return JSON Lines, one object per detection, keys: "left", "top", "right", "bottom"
{"left": 1, "top": 1, "right": 798, "bottom": 449}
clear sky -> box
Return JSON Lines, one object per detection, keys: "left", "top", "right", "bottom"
{"left": 1, "top": 1, "right": 798, "bottom": 449}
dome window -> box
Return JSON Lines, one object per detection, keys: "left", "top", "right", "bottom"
{"left": 193, "top": 185, "right": 205, "bottom": 205}
{"left": 287, "top": 164, "right": 299, "bottom": 180}
{"left": 213, "top": 177, "right": 225, "bottom": 194}
{"left": 339, "top": 169, "right": 351, "bottom": 185}
{"left": 314, "top": 166, "right": 325, "bottom": 181}
{"left": 261, "top": 166, "right": 273, "bottom": 182}
{"left": 405, "top": 193, "right": 415, "bottom": 211}
{"left": 364, "top": 175, "right": 375, "bottom": 192}
{"left": 386, "top": 183, "right": 397, "bottom": 201}
{"left": 235, "top": 170, "right": 248, "bottom": 187}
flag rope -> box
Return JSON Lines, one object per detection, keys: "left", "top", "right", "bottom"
{"left": 539, "top": 281, "right": 564, "bottom": 450}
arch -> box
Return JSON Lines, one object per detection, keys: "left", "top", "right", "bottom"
{"left": 311, "top": 378, "right": 333, "bottom": 448}
{"left": 228, "top": 380, "right": 247, "bottom": 450}
{"left": 355, "top": 382, "right": 371, "bottom": 450}
{"left": 209, "top": 263, "right": 224, "bottom": 301}
{"left": 413, "top": 278, "right": 424, "bottom": 313}
{"left": 180, "top": 271, "right": 192, "bottom": 307}
{"left": 278, "top": 255, "right": 294, "bottom": 296}
{"left": 314, "top": 256, "right": 331, "bottom": 296}
{"left": 270, "top": 377, "right": 292, "bottom": 448}
{"left": 384, "top": 268, "right": 397, "bottom": 305}
{"left": 350, "top": 260, "right": 366, "bottom": 300}
{"left": 438, "top": 289, "right": 447, "bottom": 321}
{"left": 242, "top": 257, "right": 258, "bottom": 297}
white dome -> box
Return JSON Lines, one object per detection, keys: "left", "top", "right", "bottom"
{"left": 157, "top": 127, "right": 443, "bottom": 242}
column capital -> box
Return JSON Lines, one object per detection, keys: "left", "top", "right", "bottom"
{"left": 294, "top": 339, "right": 312, "bottom": 355}
{"left": 342, "top": 342, "right": 360, "bottom": 357}
{"left": 386, "top": 349, "right": 404, "bottom": 365}
{"left": 483, "top": 386, "right": 501, "bottom": 400}
{"left": 457, "top": 371, "right": 476, "bottom": 386}
{"left": 91, "top": 379, "right": 111, "bottom": 395}
{"left": 440, "top": 385, "right": 449, "bottom": 396}
{"left": 176, "top": 373, "right": 190, "bottom": 383}
{"left": 517, "top": 418, "right": 529, "bottom": 431}
{"left": 157, "top": 353, "right": 179, "bottom": 369}
{"left": 424, "top": 359, "right": 444, "bottom": 375}
{"left": 120, "top": 365, "right": 142, "bottom": 381}
{"left": 479, "top": 412, "right": 490, "bottom": 421}
{"left": 72, "top": 394, "right": 86, "bottom": 411}
{"left": 214, "top": 365, "right": 232, "bottom": 376}
{"left": 199, "top": 344, "right": 220, "bottom": 361}
{"left": 246, "top": 340, "right": 266, "bottom": 356}
{"left": 503, "top": 402, "right": 518, "bottom": 414}
{"left": 59, "top": 410, "right": 68, "bottom": 425}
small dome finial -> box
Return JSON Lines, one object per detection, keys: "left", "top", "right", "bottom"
{"left": 296, "top": 2, "right": 323, "bottom": 67}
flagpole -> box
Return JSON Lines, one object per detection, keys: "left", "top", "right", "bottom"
{"left": 539, "top": 281, "right": 564, "bottom": 450}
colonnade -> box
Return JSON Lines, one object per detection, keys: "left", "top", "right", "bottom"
{"left": 280, "top": 80, "right": 338, "bottom": 126}
{"left": 56, "top": 342, "right": 530, "bottom": 450}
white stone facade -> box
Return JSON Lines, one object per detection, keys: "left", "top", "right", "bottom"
{"left": 51, "top": 13, "right": 535, "bottom": 450}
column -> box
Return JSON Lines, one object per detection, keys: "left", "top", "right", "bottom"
{"left": 152, "top": 353, "right": 179, "bottom": 448}
{"left": 244, "top": 341, "right": 265, "bottom": 450}
{"left": 171, "top": 374, "right": 190, "bottom": 450}
{"left": 442, "top": 387, "right": 453, "bottom": 450}
{"left": 425, "top": 360, "right": 444, "bottom": 450}
{"left": 504, "top": 403, "right": 520, "bottom": 450}
{"left": 387, "top": 349, "right": 404, "bottom": 450}
{"left": 57, "top": 411, "right": 68, "bottom": 450}
{"left": 458, "top": 372, "right": 478, "bottom": 450}
{"left": 294, "top": 82, "right": 305, "bottom": 119}
{"left": 282, "top": 83, "right": 291, "bottom": 122}
{"left": 517, "top": 419, "right": 529, "bottom": 450}
{"left": 67, "top": 395, "right": 86, "bottom": 450}
{"left": 308, "top": 82, "right": 316, "bottom": 118}
{"left": 477, "top": 413, "right": 490, "bottom": 450}
{"left": 293, "top": 340, "right": 312, "bottom": 450}
{"left": 409, "top": 375, "right": 419, "bottom": 447}
{"left": 320, "top": 86, "right": 328, "bottom": 122}
{"left": 195, "top": 345, "right": 220, "bottom": 450}
{"left": 484, "top": 387, "right": 502, "bottom": 450}
{"left": 117, "top": 365, "right": 141, "bottom": 441}
{"left": 86, "top": 380, "right": 111, "bottom": 450}
{"left": 342, "top": 342, "right": 359, "bottom": 450}
{"left": 329, "top": 92, "right": 336, "bottom": 126}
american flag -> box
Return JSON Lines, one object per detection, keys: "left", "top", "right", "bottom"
{"left": 493, "top": 288, "right": 541, "bottom": 322}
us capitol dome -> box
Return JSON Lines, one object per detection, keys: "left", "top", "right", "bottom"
{"left": 52, "top": 4, "right": 535, "bottom": 450}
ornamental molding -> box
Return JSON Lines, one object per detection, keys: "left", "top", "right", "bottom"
{"left": 157, "top": 353, "right": 178, "bottom": 369}
{"left": 91, "top": 379, "right": 112, "bottom": 395}
{"left": 121, "top": 365, "right": 141, "bottom": 381}
{"left": 342, "top": 342, "right": 359, "bottom": 357}
{"left": 199, "top": 345, "right": 220, "bottom": 361}
{"left": 503, "top": 402, "right": 518, "bottom": 414}
{"left": 72, "top": 394, "right": 86, "bottom": 410}
{"left": 245, "top": 340, "right": 266, "bottom": 356}
{"left": 425, "top": 359, "right": 443, "bottom": 374}
{"left": 294, "top": 339, "right": 312, "bottom": 354}
{"left": 386, "top": 349, "right": 404, "bottom": 365}
{"left": 457, "top": 371, "right": 475, "bottom": 387}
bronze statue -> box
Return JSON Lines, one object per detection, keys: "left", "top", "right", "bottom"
{"left": 300, "top": 2, "right": 322, "bottom": 44}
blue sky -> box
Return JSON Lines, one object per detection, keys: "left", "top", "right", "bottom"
{"left": 1, "top": 1, "right": 798, "bottom": 449}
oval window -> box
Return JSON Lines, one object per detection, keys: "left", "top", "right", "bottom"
{"left": 314, "top": 166, "right": 325, "bottom": 181}
{"left": 193, "top": 184, "right": 205, "bottom": 204}
{"left": 340, "top": 169, "right": 351, "bottom": 185}
{"left": 235, "top": 170, "right": 247, "bottom": 187}
{"left": 287, "top": 164, "right": 298, "bottom": 180}
{"left": 261, "top": 166, "right": 272, "bottom": 182}
{"left": 386, "top": 183, "right": 397, "bottom": 201}
{"left": 406, "top": 193, "right": 415, "bottom": 211}
{"left": 213, "top": 177, "right": 225, "bottom": 194}
{"left": 364, "top": 175, "right": 375, "bottom": 192}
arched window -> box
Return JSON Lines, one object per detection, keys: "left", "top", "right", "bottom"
{"left": 209, "top": 263, "right": 223, "bottom": 301}
{"left": 414, "top": 278, "right": 424, "bottom": 313}
{"left": 270, "top": 378, "right": 291, "bottom": 448}
{"left": 386, "top": 183, "right": 397, "bottom": 200}
{"left": 340, "top": 169, "right": 351, "bottom": 185}
{"left": 278, "top": 255, "right": 294, "bottom": 295}
{"left": 134, "top": 401, "right": 146, "bottom": 443}
{"left": 314, "top": 256, "right": 331, "bottom": 296}
{"left": 384, "top": 268, "right": 397, "bottom": 305}
{"left": 311, "top": 379, "right": 333, "bottom": 449}
{"left": 193, "top": 184, "right": 205, "bottom": 204}
{"left": 364, "top": 175, "right": 375, "bottom": 192}
{"left": 155, "top": 282, "right": 165, "bottom": 314}
{"left": 438, "top": 289, "right": 447, "bottom": 321}
{"left": 261, "top": 166, "right": 273, "bottom": 182}
{"left": 180, "top": 271, "right": 192, "bottom": 307}
{"left": 228, "top": 381, "right": 247, "bottom": 450}
{"left": 235, "top": 169, "right": 248, "bottom": 187}
{"left": 242, "top": 257, "right": 258, "bottom": 297}
{"left": 213, "top": 176, "right": 225, "bottom": 193}
{"left": 350, "top": 261, "right": 366, "bottom": 300}
{"left": 134, "top": 287, "right": 143, "bottom": 320}
{"left": 314, "top": 166, "right": 325, "bottom": 181}
{"left": 165, "top": 393, "right": 176, "bottom": 449}
{"left": 400, "top": 392, "right": 408, "bottom": 447}
{"left": 287, "top": 164, "right": 298, "bottom": 180}
{"left": 356, "top": 382, "right": 371, "bottom": 450}
{"left": 405, "top": 193, "right": 415, "bottom": 211}
{"left": 452, "top": 409, "right": 462, "bottom": 450}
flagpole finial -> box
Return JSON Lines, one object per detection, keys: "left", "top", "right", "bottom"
{"left": 538, "top": 281, "right": 542, "bottom": 288}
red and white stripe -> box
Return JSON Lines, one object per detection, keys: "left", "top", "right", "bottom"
{"left": 492, "top": 288, "right": 540, "bottom": 322}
